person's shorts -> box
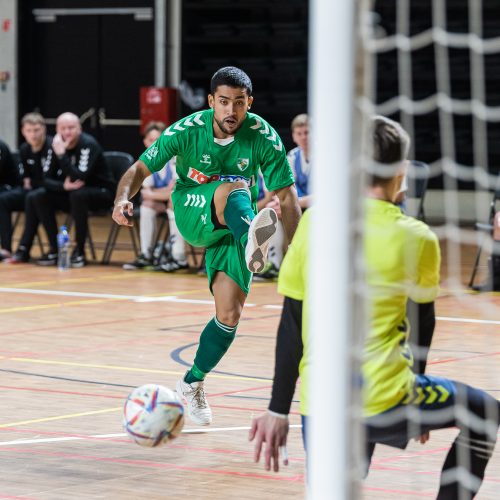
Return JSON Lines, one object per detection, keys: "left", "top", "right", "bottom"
{"left": 172, "top": 182, "right": 253, "bottom": 295}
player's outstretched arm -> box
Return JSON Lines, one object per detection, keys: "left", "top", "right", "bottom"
{"left": 249, "top": 296, "right": 303, "bottom": 472}
{"left": 112, "top": 160, "right": 151, "bottom": 226}
{"left": 249, "top": 411, "right": 289, "bottom": 472}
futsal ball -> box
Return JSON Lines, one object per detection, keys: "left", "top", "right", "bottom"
{"left": 123, "top": 384, "right": 185, "bottom": 447}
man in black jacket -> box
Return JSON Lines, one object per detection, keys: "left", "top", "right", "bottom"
{"left": 33, "top": 112, "right": 114, "bottom": 267}
{"left": 1, "top": 114, "right": 54, "bottom": 262}
{"left": 0, "top": 137, "right": 19, "bottom": 193}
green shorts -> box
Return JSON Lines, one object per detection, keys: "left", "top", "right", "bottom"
{"left": 172, "top": 182, "right": 253, "bottom": 295}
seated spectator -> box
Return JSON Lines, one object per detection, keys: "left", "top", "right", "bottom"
{"left": 2, "top": 113, "right": 57, "bottom": 263}
{"left": 255, "top": 114, "right": 310, "bottom": 279}
{"left": 0, "top": 136, "right": 21, "bottom": 259}
{"left": 287, "top": 113, "right": 311, "bottom": 210}
{"left": 123, "top": 122, "right": 187, "bottom": 271}
{"left": 33, "top": 112, "right": 114, "bottom": 267}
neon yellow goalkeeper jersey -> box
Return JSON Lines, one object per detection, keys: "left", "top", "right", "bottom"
{"left": 277, "top": 200, "right": 440, "bottom": 417}
{"left": 362, "top": 198, "right": 440, "bottom": 416}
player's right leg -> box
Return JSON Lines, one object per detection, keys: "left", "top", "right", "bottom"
{"left": 176, "top": 271, "right": 246, "bottom": 425}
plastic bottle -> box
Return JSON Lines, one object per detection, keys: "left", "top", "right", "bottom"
{"left": 57, "top": 225, "right": 70, "bottom": 270}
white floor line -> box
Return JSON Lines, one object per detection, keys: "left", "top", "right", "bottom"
{"left": 2, "top": 287, "right": 498, "bottom": 325}
{"left": 0, "top": 425, "right": 302, "bottom": 446}
{"left": 436, "top": 316, "right": 500, "bottom": 326}
{"left": 0, "top": 288, "right": 221, "bottom": 306}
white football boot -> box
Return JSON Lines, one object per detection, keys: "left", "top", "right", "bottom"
{"left": 245, "top": 207, "right": 278, "bottom": 273}
{"left": 176, "top": 377, "right": 212, "bottom": 426}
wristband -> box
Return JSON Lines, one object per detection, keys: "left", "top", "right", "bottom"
{"left": 267, "top": 409, "right": 289, "bottom": 420}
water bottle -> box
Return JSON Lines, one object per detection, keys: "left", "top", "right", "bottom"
{"left": 57, "top": 225, "right": 70, "bottom": 270}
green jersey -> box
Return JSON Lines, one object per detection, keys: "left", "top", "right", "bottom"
{"left": 139, "top": 108, "right": 294, "bottom": 295}
{"left": 139, "top": 108, "right": 294, "bottom": 203}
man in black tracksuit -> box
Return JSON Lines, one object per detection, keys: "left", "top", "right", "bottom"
{"left": 0, "top": 137, "right": 21, "bottom": 259}
{"left": 33, "top": 112, "right": 114, "bottom": 267}
{"left": 2, "top": 113, "right": 59, "bottom": 263}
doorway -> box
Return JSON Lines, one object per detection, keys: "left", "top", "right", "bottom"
{"left": 19, "top": 2, "right": 155, "bottom": 157}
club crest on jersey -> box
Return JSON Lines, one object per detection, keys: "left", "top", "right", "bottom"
{"left": 145, "top": 145, "right": 159, "bottom": 160}
{"left": 200, "top": 154, "right": 211, "bottom": 165}
{"left": 236, "top": 158, "right": 249, "bottom": 171}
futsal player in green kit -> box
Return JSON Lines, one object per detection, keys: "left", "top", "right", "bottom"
{"left": 113, "top": 67, "right": 301, "bottom": 425}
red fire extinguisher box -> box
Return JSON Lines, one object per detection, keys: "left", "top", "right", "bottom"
{"left": 140, "top": 87, "right": 179, "bottom": 134}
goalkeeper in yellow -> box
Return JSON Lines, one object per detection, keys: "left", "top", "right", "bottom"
{"left": 250, "top": 116, "right": 499, "bottom": 499}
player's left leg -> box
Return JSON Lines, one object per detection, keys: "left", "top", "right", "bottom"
{"left": 430, "top": 380, "right": 500, "bottom": 500}
{"left": 176, "top": 271, "right": 246, "bottom": 426}
{"left": 366, "top": 375, "right": 500, "bottom": 498}
{"left": 214, "top": 182, "right": 278, "bottom": 273}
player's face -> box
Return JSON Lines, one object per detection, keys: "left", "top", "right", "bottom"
{"left": 208, "top": 85, "right": 253, "bottom": 138}
{"left": 21, "top": 123, "right": 46, "bottom": 149}
{"left": 292, "top": 125, "right": 309, "bottom": 151}
{"left": 143, "top": 129, "right": 161, "bottom": 149}
{"left": 56, "top": 118, "right": 81, "bottom": 147}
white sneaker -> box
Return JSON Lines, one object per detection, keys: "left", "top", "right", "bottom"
{"left": 176, "top": 377, "right": 212, "bottom": 426}
{"left": 245, "top": 208, "right": 278, "bottom": 273}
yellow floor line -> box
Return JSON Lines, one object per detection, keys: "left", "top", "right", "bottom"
{"left": 0, "top": 273, "right": 136, "bottom": 288}
{"left": 0, "top": 406, "right": 122, "bottom": 429}
{"left": 0, "top": 270, "right": 207, "bottom": 289}
{"left": 0, "top": 298, "right": 121, "bottom": 314}
{"left": 6, "top": 357, "right": 266, "bottom": 382}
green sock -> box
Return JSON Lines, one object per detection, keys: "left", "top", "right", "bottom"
{"left": 223, "top": 188, "right": 254, "bottom": 248}
{"left": 184, "top": 317, "right": 237, "bottom": 383}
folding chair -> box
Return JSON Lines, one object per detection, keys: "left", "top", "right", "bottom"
{"left": 10, "top": 151, "right": 45, "bottom": 254}
{"left": 100, "top": 151, "right": 140, "bottom": 264}
{"left": 405, "top": 160, "right": 430, "bottom": 221}
{"left": 468, "top": 174, "right": 500, "bottom": 288}
{"left": 151, "top": 212, "right": 204, "bottom": 270}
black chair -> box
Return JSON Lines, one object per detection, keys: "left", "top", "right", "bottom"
{"left": 10, "top": 151, "right": 45, "bottom": 254}
{"left": 405, "top": 160, "right": 430, "bottom": 221}
{"left": 101, "top": 151, "right": 140, "bottom": 264}
{"left": 468, "top": 174, "right": 500, "bottom": 289}
{"left": 150, "top": 212, "right": 204, "bottom": 270}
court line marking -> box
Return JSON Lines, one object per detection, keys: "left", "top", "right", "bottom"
{"left": 0, "top": 446, "right": 305, "bottom": 483}
{"left": 4, "top": 357, "right": 267, "bottom": 382}
{"left": 436, "top": 316, "right": 500, "bottom": 326}
{"left": 0, "top": 407, "right": 122, "bottom": 429}
{"left": 0, "top": 425, "right": 303, "bottom": 447}
{"left": 0, "top": 287, "right": 219, "bottom": 305}
{"left": 2, "top": 287, "right": 499, "bottom": 325}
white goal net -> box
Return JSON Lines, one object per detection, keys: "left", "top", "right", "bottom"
{"left": 309, "top": 0, "right": 500, "bottom": 498}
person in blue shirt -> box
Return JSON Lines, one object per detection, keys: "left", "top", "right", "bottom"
{"left": 123, "top": 122, "right": 187, "bottom": 271}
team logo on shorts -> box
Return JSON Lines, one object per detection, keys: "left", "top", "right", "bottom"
{"left": 237, "top": 158, "right": 249, "bottom": 171}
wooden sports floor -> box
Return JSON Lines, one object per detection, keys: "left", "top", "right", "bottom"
{"left": 0, "top": 219, "right": 499, "bottom": 499}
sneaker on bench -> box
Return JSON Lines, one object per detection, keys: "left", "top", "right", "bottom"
{"left": 159, "top": 258, "right": 189, "bottom": 273}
